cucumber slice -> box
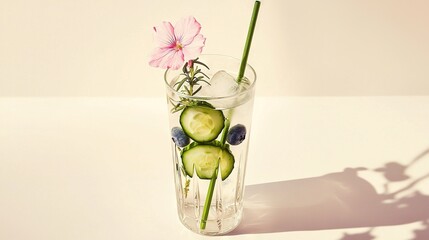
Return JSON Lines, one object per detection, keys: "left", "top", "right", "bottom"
{"left": 180, "top": 105, "right": 224, "bottom": 142}
{"left": 182, "top": 144, "right": 234, "bottom": 180}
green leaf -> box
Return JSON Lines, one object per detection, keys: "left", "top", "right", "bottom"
{"left": 193, "top": 86, "right": 202, "bottom": 95}
{"left": 171, "top": 104, "right": 186, "bottom": 113}
{"left": 174, "top": 77, "right": 188, "bottom": 91}
{"left": 184, "top": 85, "right": 191, "bottom": 95}
{"left": 195, "top": 79, "right": 210, "bottom": 86}
{"left": 193, "top": 59, "right": 210, "bottom": 70}
{"left": 196, "top": 70, "right": 210, "bottom": 80}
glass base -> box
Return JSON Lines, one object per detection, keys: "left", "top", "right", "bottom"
{"left": 178, "top": 205, "right": 243, "bottom": 235}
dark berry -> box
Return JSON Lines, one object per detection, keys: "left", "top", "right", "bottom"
{"left": 227, "top": 124, "right": 246, "bottom": 145}
{"left": 171, "top": 127, "right": 190, "bottom": 147}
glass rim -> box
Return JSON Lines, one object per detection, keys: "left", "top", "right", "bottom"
{"left": 164, "top": 54, "right": 256, "bottom": 101}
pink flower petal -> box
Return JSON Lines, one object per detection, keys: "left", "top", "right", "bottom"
{"left": 149, "top": 47, "right": 184, "bottom": 70}
{"left": 149, "top": 47, "right": 170, "bottom": 67}
{"left": 182, "top": 34, "right": 206, "bottom": 60}
{"left": 166, "top": 50, "right": 185, "bottom": 70}
{"left": 153, "top": 21, "right": 176, "bottom": 48}
{"left": 174, "top": 16, "right": 201, "bottom": 46}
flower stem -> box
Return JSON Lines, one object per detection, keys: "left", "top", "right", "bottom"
{"left": 189, "top": 65, "right": 194, "bottom": 94}
{"left": 199, "top": 0, "right": 261, "bottom": 230}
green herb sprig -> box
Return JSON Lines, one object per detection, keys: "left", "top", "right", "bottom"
{"left": 173, "top": 58, "right": 210, "bottom": 96}
{"left": 170, "top": 58, "right": 210, "bottom": 113}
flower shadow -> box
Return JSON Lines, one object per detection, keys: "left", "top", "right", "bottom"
{"left": 229, "top": 163, "right": 429, "bottom": 236}
{"left": 412, "top": 219, "right": 429, "bottom": 240}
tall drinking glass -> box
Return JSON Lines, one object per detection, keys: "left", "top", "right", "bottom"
{"left": 164, "top": 55, "right": 256, "bottom": 235}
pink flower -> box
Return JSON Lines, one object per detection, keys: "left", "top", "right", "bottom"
{"left": 149, "top": 16, "right": 206, "bottom": 70}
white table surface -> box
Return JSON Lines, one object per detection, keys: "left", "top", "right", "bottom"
{"left": 1, "top": 97, "right": 429, "bottom": 240}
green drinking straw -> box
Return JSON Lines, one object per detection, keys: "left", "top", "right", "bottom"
{"left": 238, "top": 1, "right": 261, "bottom": 83}
{"left": 200, "top": 0, "right": 261, "bottom": 230}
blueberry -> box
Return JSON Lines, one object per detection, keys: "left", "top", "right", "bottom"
{"left": 227, "top": 124, "right": 247, "bottom": 145}
{"left": 171, "top": 127, "right": 190, "bottom": 147}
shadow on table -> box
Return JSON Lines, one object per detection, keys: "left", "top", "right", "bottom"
{"left": 229, "top": 148, "right": 429, "bottom": 240}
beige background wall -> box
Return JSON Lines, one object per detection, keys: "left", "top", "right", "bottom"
{"left": 1, "top": 0, "right": 428, "bottom": 97}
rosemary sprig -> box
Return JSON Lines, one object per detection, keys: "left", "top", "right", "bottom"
{"left": 173, "top": 58, "right": 210, "bottom": 96}
{"left": 170, "top": 58, "right": 210, "bottom": 113}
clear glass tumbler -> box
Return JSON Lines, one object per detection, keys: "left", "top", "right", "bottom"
{"left": 164, "top": 54, "right": 256, "bottom": 235}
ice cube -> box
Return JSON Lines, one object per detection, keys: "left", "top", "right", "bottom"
{"left": 198, "top": 70, "right": 239, "bottom": 97}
